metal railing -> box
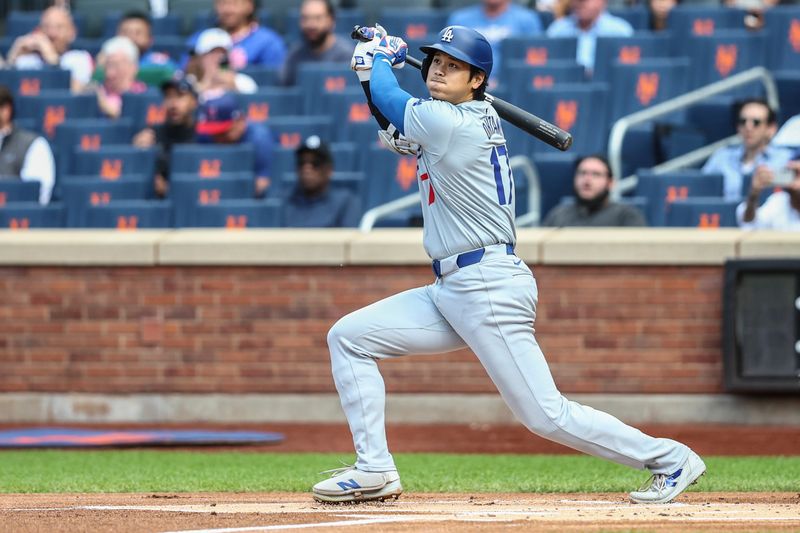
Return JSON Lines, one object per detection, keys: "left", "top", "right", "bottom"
{"left": 607, "top": 67, "right": 779, "bottom": 199}
{"left": 358, "top": 155, "right": 540, "bottom": 232}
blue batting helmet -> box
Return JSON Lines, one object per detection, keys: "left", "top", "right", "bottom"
{"left": 419, "top": 26, "right": 493, "bottom": 81}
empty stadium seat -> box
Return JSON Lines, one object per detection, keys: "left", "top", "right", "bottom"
{"left": 665, "top": 197, "right": 739, "bottom": 227}
{"left": 85, "top": 200, "right": 172, "bottom": 228}
{"left": 498, "top": 36, "right": 577, "bottom": 76}
{"left": 239, "top": 66, "right": 282, "bottom": 87}
{"left": 634, "top": 170, "right": 724, "bottom": 226}
{"left": 54, "top": 119, "right": 135, "bottom": 176}
{"left": 774, "top": 71, "right": 800, "bottom": 126}
{"left": 377, "top": 8, "right": 447, "bottom": 40}
{"left": 764, "top": 7, "right": 800, "bottom": 71}
{"left": 666, "top": 6, "right": 746, "bottom": 55}
{"left": 150, "top": 36, "right": 190, "bottom": 64}
{"left": 267, "top": 116, "right": 334, "bottom": 150}
{"left": 5, "top": 10, "right": 87, "bottom": 38}
{"left": 15, "top": 91, "right": 99, "bottom": 140}
{"left": 0, "top": 181, "right": 40, "bottom": 205}
{"left": 121, "top": 91, "right": 166, "bottom": 133}
{"left": 503, "top": 60, "right": 585, "bottom": 102}
{"left": 295, "top": 63, "right": 360, "bottom": 113}
{"left": 686, "top": 96, "right": 738, "bottom": 144}
{"left": 0, "top": 69, "right": 71, "bottom": 97}
{"left": 608, "top": 6, "right": 650, "bottom": 30}
{"left": 170, "top": 176, "right": 254, "bottom": 227}
{"left": 685, "top": 30, "right": 766, "bottom": 89}
{"left": 192, "top": 198, "right": 282, "bottom": 228}
{"left": 363, "top": 144, "right": 419, "bottom": 209}
{"left": 170, "top": 144, "right": 255, "bottom": 177}
{"left": 61, "top": 177, "right": 151, "bottom": 227}
{"left": 237, "top": 88, "right": 305, "bottom": 124}
{"left": 608, "top": 58, "right": 690, "bottom": 122}
{"left": 592, "top": 32, "right": 672, "bottom": 83}
{"left": 73, "top": 0, "right": 151, "bottom": 37}
{"left": 0, "top": 203, "right": 65, "bottom": 228}
{"left": 71, "top": 146, "right": 157, "bottom": 181}
{"left": 326, "top": 88, "right": 374, "bottom": 142}
{"left": 532, "top": 152, "right": 580, "bottom": 223}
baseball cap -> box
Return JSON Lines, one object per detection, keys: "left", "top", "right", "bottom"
{"left": 196, "top": 93, "right": 243, "bottom": 135}
{"left": 194, "top": 28, "right": 233, "bottom": 55}
{"left": 160, "top": 76, "right": 198, "bottom": 98}
{"left": 296, "top": 135, "right": 333, "bottom": 166}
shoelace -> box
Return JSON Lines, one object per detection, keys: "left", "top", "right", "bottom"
{"left": 318, "top": 462, "right": 356, "bottom": 477}
{"left": 638, "top": 473, "right": 668, "bottom": 494}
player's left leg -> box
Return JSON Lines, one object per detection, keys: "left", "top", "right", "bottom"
{"left": 435, "top": 256, "right": 704, "bottom": 503}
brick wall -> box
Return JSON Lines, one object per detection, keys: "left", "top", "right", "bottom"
{"left": 0, "top": 265, "right": 724, "bottom": 394}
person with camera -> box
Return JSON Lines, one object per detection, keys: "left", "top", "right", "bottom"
{"left": 738, "top": 157, "right": 800, "bottom": 230}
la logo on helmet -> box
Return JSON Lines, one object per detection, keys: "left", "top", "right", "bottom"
{"left": 441, "top": 27, "right": 454, "bottom": 42}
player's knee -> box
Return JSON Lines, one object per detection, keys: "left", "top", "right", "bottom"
{"left": 327, "top": 315, "right": 358, "bottom": 352}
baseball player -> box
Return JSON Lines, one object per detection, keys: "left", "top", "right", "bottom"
{"left": 312, "top": 25, "right": 706, "bottom": 505}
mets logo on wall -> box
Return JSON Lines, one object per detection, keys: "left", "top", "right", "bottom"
{"left": 636, "top": 73, "right": 660, "bottom": 106}
{"left": 554, "top": 100, "right": 578, "bottom": 131}
{"left": 790, "top": 19, "right": 800, "bottom": 52}
{"left": 441, "top": 27, "right": 454, "bottom": 42}
{"left": 715, "top": 45, "right": 738, "bottom": 77}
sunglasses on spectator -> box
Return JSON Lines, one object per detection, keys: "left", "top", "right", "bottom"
{"left": 737, "top": 117, "right": 765, "bottom": 127}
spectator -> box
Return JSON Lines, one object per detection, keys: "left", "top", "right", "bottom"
{"left": 117, "top": 11, "right": 178, "bottom": 72}
{"left": 648, "top": 0, "right": 678, "bottom": 32}
{"left": 5, "top": 6, "right": 94, "bottom": 92}
{"left": 186, "top": 28, "right": 258, "bottom": 99}
{"left": 280, "top": 0, "right": 354, "bottom": 86}
{"left": 92, "top": 36, "right": 148, "bottom": 119}
{"left": 0, "top": 86, "right": 55, "bottom": 205}
{"left": 737, "top": 158, "right": 800, "bottom": 229}
{"left": 283, "top": 135, "right": 360, "bottom": 228}
{"left": 542, "top": 154, "right": 646, "bottom": 227}
{"left": 133, "top": 77, "right": 198, "bottom": 198}
{"left": 195, "top": 92, "right": 275, "bottom": 198}
{"left": 546, "top": 0, "right": 633, "bottom": 73}
{"left": 702, "top": 99, "right": 794, "bottom": 201}
{"left": 446, "top": 0, "right": 542, "bottom": 81}
{"left": 187, "top": 0, "right": 286, "bottom": 70}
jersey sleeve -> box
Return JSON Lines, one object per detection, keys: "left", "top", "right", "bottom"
{"left": 403, "top": 99, "right": 457, "bottom": 161}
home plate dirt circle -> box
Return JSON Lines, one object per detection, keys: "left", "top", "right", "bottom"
{"left": 2, "top": 492, "right": 799, "bottom": 532}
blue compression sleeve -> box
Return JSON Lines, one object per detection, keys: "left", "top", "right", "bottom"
{"left": 370, "top": 56, "right": 413, "bottom": 135}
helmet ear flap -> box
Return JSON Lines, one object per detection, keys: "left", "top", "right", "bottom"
{"left": 421, "top": 54, "right": 432, "bottom": 83}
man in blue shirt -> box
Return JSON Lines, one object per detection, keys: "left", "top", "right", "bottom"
{"left": 283, "top": 135, "right": 361, "bottom": 228}
{"left": 447, "top": 0, "right": 542, "bottom": 80}
{"left": 195, "top": 92, "right": 276, "bottom": 198}
{"left": 546, "top": 0, "right": 633, "bottom": 73}
{"left": 117, "top": 11, "right": 178, "bottom": 72}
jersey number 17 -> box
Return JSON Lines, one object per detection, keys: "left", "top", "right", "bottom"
{"left": 490, "top": 145, "right": 513, "bottom": 206}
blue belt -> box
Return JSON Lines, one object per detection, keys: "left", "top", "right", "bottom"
{"left": 432, "top": 243, "right": 514, "bottom": 278}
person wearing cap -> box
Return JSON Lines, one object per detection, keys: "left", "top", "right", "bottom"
{"left": 280, "top": 0, "right": 355, "bottom": 86}
{"left": 185, "top": 0, "right": 286, "bottom": 70}
{"left": 195, "top": 92, "right": 275, "bottom": 198}
{"left": 133, "top": 77, "right": 199, "bottom": 198}
{"left": 92, "top": 35, "right": 148, "bottom": 119}
{"left": 186, "top": 27, "right": 257, "bottom": 99}
{"left": 283, "top": 136, "right": 361, "bottom": 228}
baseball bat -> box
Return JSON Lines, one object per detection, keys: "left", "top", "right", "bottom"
{"left": 351, "top": 26, "right": 573, "bottom": 152}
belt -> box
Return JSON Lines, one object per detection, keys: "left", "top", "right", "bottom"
{"left": 432, "top": 243, "right": 515, "bottom": 278}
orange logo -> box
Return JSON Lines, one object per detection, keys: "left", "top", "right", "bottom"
{"left": 199, "top": 189, "right": 221, "bottom": 204}
{"left": 0, "top": 192, "right": 6, "bottom": 206}
{"left": 116, "top": 216, "right": 138, "bottom": 230}
{"left": 226, "top": 215, "right": 248, "bottom": 228}
{"left": 525, "top": 47, "right": 548, "bottom": 66}
{"left": 715, "top": 45, "right": 738, "bottom": 77}
{"left": 619, "top": 46, "right": 641, "bottom": 64}
{"left": 635, "top": 73, "right": 660, "bottom": 106}
{"left": 532, "top": 75, "right": 554, "bottom": 89}
{"left": 280, "top": 132, "right": 301, "bottom": 148}
{"left": 90, "top": 192, "right": 111, "bottom": 205}
{"left": 43, "top": 105, "right": 65, "bottom": 138}
{"left": 789, "top": 19, "right": 800, "bottom": 52}
{"left": 248, "top": 102, "right": 269, "bottom": 122}
{"left": 80, "top": 134, "right": 101, "bottom": 151}
{"left": 100, "top": 159, "right": 122, "bottom": 180}
{"left": 554, "top": 100, "right": 578, "bottom": 131}
{"left": 348, "top": 103, "right": 371, "bottom": 122}
{"left": 146, "top": 104, "right": 166, "bottom": 125}
{"left": 405, "top": 24, "right": 427, "bottom": 39}
{"left": 324, "top": 76, "right": 346, "bottom": 92}
{"left": 199, "top": 159, "right": 221, "bottom": 178}
{"left": 699, "top": 213, "right": 720, "bottom": 228}
{"left": 19, "top": 78, "right": 40, "bottom": 96}
{"left": 395, "top": 156, "right": 417, "bottom": 191}
{"left": 693, "top": 18, "right": 714, "bottom": 35}
{"left": 9, "top": 217, "right": 30, "bottom": 230}
{"left": 666, "top": 185, "right": 688, "bottom": 203}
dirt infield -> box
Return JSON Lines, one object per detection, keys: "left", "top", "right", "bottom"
{"left": 2, "top": 492, "right": 799, "bottom": 532}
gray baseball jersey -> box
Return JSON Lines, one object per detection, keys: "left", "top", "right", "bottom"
{"left": 403, "top": 98, "right": 516, "bottom": 260}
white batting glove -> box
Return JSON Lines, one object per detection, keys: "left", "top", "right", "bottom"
{"left": 378, "top": 125, "right": 418, "bottom": 156}
{"left": 373, "top": 34, "right": 407, "bottom": 69}
{"left": 351, "top": 24, "right": 388, "bottom": 81}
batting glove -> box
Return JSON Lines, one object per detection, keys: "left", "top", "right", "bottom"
{"left": 378, "top": 125, "right": 419, "bottom": 156}
{"left": 373, "top": 34, "right": 407, "bottom": 69}
{"left": 350, "top": 24, "right": 389, "bottom": 81}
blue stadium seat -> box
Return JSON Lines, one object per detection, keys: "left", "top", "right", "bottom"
{"left": 0, "top": 69, "right": 71, "bottom": 97}
{"left": 170, "top": 176, "right": 254, "bottom": 227}
{"left": 102, "top": 13, "right": 182, "bottom": 37}
{"left": 71, "top": 145, "right": 157, "bottom": 181}
{"left": 239, "top": 66, "right": 282, "bottom": 87}
{"left": 61, "top": 177, "right": 151, "bottom": 227}
{"left": 608, "top": 7, "right": 650, "bottom": 30}
{"left": 0, "top": 203, "right": 65, "bottom": 228}
{"left": 330, "top": 142, "right": 360, "bottom": 173}
{"left": 619, "top": 125, "right": 657, "bottom": 179}
{"left": 85, "top": 200, "right": 172, "bottom": 228}
{"left": 634, "top": 170, "right": 724, "bottom": 226}
{"left": 282, "top": 8, "right": 365, "bottom": 43}
{"left": 665, "top": 197, "right": 739, "bottom": 227}
{"left": 192, "top": 199, "right": 282, "bottom": 228}
{"left": 237, "top": 88, "right": 305, "bottom": 124}
{"left": 498, "top": 37, "right": 578, "bottom": 76}
{"left": 122, "top": 90, "right": 166, "bottom": 133}
{"left": 150, "top": 36, "right": 189, "bottom": 63}
{"left": 327, "top": 88, "right": 374, "bottom": 142}
{"left": 267, "top": 116, "right": 334, "bottom": 150}
{"left": 6, "top": 11, "right": 87, "bottom": 38}
{"left": 593, "top": 32, "right": 672, "bottom": 83}
{"left": 363, "top": 145, "right": 419, "bottom": 209}
{"left": 608, "top": 58, "right": 690, "bottom": 122}
{"left": 764, "top": 7, "right": 800, "bottom": 71}
{"left": 15, "top": 91, "right": 99, "bottom": 140}
{"left": 53, "top": 119, "right": 135, "bottom": 177}
{"left": 295, "top": 63, "right": 360, "bottom": 113}
{"left": 0, "top": 181, "right": 40, "bottom": 205}
{"left": 503, "top": 60, "right": 585, "bottom": 102}
{"left": 170, "top": 144, "right": 255, "bottom": 177}
{"left": 377, "top": 8, "right": 447, "bottom": 40}
{"left": 666, "top": 6, "right": 746, "bottom": 55}
{"left": 686, "top": 96, "right": 737, "bottom": 144}
{"left": 524, "top": 83, "right": 610, "bottom": 155}
{"left": 774, "top": 71, "right": 800, "bottom": 126}
{"left": 532, "top": 152, "right": 580, "bottom": 223}
{"left": 685, "top": 30, "right": 766, "bottom": 89}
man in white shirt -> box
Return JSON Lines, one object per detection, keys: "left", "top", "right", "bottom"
{"left": 6, "top": 7, "right": 94, "bottom": 92}
{"left": 737, "top": 157, "right": 800, "bottom": 230}
{"left": 0, "top": 86, "right": 56, "bottom": 205}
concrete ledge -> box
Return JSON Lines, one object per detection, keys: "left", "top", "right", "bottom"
{"left": 0, "top": 230, "right": 166, "bottom": 265}
{"left": 3, "top": 393, "right": 800, "bottom": 426}
{"left": 348, "top": 229, "right": 429, "bottom": 265}
{"left": 541, "top": 228, "right": 741, "bottom": 265}
{"left": 157, "top": 229, "right": 355, "bottom": 265}
{"left": 738, "top": 231, "right": 800, "bottom": 258}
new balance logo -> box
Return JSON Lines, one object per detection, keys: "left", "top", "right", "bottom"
{"left": 441, "top": 27, "right": 454, "bottom": 43}
{"left": 336, "top": 479, "right": 362, "bottom": 491}
{"left": 666, "top": 468, "right": 683, "bottom": 487}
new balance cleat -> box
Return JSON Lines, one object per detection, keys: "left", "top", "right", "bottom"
{"left": 312, "top": 465, "right": 402, "bottom": 503}
{"left": 630, "top": 450, "right": 706, "bottom": 504}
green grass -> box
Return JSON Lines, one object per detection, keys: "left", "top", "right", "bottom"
{"left": 0, "top": 451, "right": 798, "bottom": 493}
